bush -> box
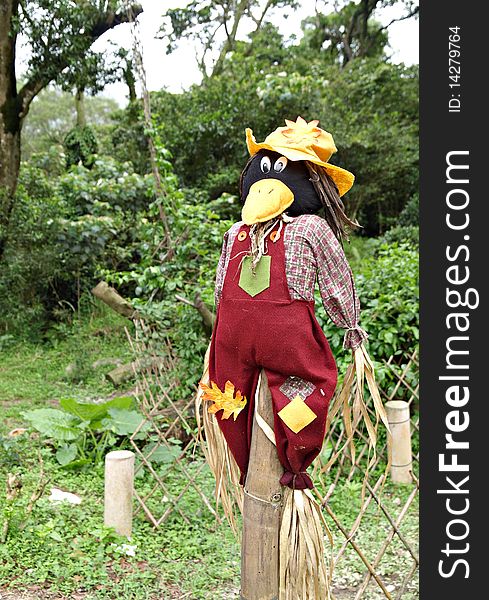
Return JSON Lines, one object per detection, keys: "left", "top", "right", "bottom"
{"left": 0, "top": 155, "right": 157, "bottom": 338}
{"left": 0, "top": 163, "right": 65, "bottom": 338}
{"left": 63, "top": 125, "right": 98, "bottom": 169}
{"left": 399, "top": 193, "right": 419, "bottom": 227}
{"left": 382, "top": 225, "right": 419, "bottom": 246}
{"left": 356, "top": 243, "right": 418, "bottom": 358}
{"left": 106, "top": 187, "right": 232, "bottom": 398}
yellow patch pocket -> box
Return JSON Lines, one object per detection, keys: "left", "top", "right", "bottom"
{"left": 278, "top": 395, "right": 317, "bottom": 434}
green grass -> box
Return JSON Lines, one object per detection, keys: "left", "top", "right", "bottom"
{"left": 0, "top": 445, "right": 240, "bottom": 599}
{"left": 0, "top": 439, "right": 418, "bottom": 600}
{"left": 328, "top": 482, "right": 419, "bottom": 599}
{"left": 1, "top": 309, "right": 241, "bottom": 599}
{"left": 0, "top": 311, "right": 419, "bottom": 599}
{"left": 0, "top": 305, "right": 134, "bottom": 433}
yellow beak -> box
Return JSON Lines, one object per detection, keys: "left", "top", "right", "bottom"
{"left": 241, "top": 179, "right": 294, "bottom": 225}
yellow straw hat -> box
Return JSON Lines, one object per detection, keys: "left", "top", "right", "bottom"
{"left": 246, "top": 116, "right": 355, "bottom": 197}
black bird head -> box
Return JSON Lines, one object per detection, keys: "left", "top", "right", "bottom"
{"left": 240, "top": 149, "right": 322, "bottom": 224}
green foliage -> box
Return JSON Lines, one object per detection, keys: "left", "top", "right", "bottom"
{"left": 382, "top": 224, "right": 419, "bottom": 246}
{"left": 22, "top": 396, "right": 144, "bottom": 467}
{"left": 0, "top": 4, "right": 419, "bottom": 594}
{"left": 110, "top": 105, "right": 150, "bottom": 174}
{"left": 301, "top": 5, "right": 388, "bottom": 64}
{"left": 0, "top": 446, "right": 241, "bottom": 598}
{"left": 22, "top": 86, "right": 118, "bottom": 161}
{"left": 0, "top": 156, "right": 156, "bottom": 337}
{"left": 356, "top": 242, "right": 419, "bottom": 357}
{"left": 23, "top": 408, "right": 81, "bottom": 442}
{"left": 18, "top": 1, "right": 130, "bottom": 94}
{"left": 159, "top": 0, "right": 298, "bottom": 76}
{"left": 60, "top": 396, "right": 133, "bottom": 423}
{"left": 4, "top": 0, "right": 418, "bottom": 415}
{"left": 106, "top": 190, "right": 231, "bottom": 398}
{"left": 0, "top": 430, "right": 32, "bottom": 471}
{"left": 103, "top": 407, "right": 149, "bottom": 437}
{"left": 0, "top": 163, "right": 66, "bottom": 337}
{"left": 399, "top": 192, "right": 419, "bottom": 227}
{"left": 0, "top": 302, "right": 133, "bottom": 407}
{"left": 63, "top": 125, "right": 98, "bottom": 168}
{"left": 0, "top": 361, "right": 417, "bottom": 598}
{"left": 319, "top": 239, "right": 418, "bottom": 398}
{"left": 148, "top": 46, "right": 418, "bottom": 233}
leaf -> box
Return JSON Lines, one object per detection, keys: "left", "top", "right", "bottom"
{"left": 22, "top": 409, "right": 80, "bottom": 441}
{"left": 60, "top": 398, "right": 107, "bottom": 422}
{"left": 59, "top": 396, "right": 134, "bottom": 424}
{"left": 56, "top": 443, "right": 78, "bottom": 466}
{"left": 102, "top": 409, "right": 149, "bottom": 436}
{"left": 61, "top": 458, "right": 91, "bottom": 470}
{"left": 105, "top": 396, "right": 135, "bottom": 411}
{"left": 199, "top": 380, "right": 247, "bottom": 421}
{"left": 142, "top": 442, "right": 180, "bottom": 464}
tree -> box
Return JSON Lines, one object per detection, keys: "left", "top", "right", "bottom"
{"left": 301, "top": 0, "right": 419, "bottom": 66}
{"left": 159, "top": 0, "right": 298, "bottom": 78}
{"left": 21, "top": 86, "right": 118, "bottom": 160}
{"left": 0, "top": 0, "right": 142, "bottom": 259}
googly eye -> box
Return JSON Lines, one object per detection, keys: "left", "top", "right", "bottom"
{"left": 260, "top": 156, "right": 271, "bottom": 173}
{"left": 274, "top": 156, "right": 288, "bottom": 173}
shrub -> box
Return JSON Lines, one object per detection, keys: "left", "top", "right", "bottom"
{"left": 382, "top": 225, "right": 419, "bottom": 246}
{"left": 22, "top": 396, "right": 147, "bottom": 467}
{"left": 0, "top": 156, "right": 157, "bottom": 338}
{"left": 64, "top": 125, "right": 98, "bottom": 169}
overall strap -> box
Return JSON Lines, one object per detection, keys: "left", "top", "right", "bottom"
{"left": 221, "top": 220, "right": 291, "bottom": 301}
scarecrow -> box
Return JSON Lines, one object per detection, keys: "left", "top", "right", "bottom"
{"left": 197, "top": 117, "right": 389, "bottom": 599}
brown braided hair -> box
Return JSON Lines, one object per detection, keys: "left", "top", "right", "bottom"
{"left": 305, "top": 162, "right": 360, "bottom": 244}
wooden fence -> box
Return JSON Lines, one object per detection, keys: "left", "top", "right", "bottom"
{"left": 127, "top": 320, "right": 419, "bottom": 599}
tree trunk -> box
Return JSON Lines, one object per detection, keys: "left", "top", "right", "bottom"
{"left": 75, "top": 88, "right": 87, "bottom": 127}
{"left": 0, "top": 0, "right": 21, "bottom": 259}
{"left": 0, "top": 125, "right": 21, "bottom": 258}
{"left": 359, "top": 0, "right": 370, "bottom": 56}
{"left": 211, "top": 0, "right": 249, "bottom": 77}
{"left": 123, "top": 58, "right": 137, "bottom": 105}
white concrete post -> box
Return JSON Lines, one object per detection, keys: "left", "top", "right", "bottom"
{"left": 386, "top": 400, "right": 413, "bottom": 484}
{"left": 104, "top": 450, "right": 135, "bottom": 537}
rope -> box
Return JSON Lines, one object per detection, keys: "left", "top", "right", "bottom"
{"left": 254, "top": 373, "right": 277, "bottom": 446}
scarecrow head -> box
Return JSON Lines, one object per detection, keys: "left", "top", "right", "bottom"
{"left": 240, "top": 116, "right": 358, "bottom": 241}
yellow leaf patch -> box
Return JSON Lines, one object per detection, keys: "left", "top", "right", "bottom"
{"left": 278, "top": 395, "right": 317, "bottom": 434}
{"left": 199, "top": 380, "right": 247, "bottom": 421}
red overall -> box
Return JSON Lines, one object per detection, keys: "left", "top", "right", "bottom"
{"left": 209, "top": 222, "right": 338, "bottom": 489}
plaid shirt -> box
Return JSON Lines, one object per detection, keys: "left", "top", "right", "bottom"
{"left": 215, "top": 214, "right": 368, "bottom": 350}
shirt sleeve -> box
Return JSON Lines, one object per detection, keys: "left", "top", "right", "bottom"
{"left": 214, "top": 230, "right": 229, "bottom": 308}
{"left": 215, "top": 222, "right": 242, "bottom": 308}
{"left": 307, "top": 217, "right": 368, "bottom": 351}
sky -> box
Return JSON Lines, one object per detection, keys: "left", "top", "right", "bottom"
{"left": 18, "top": 0, "right": 419, "bottom": 106}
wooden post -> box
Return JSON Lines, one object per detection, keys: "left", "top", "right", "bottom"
{"left": 241, "top": 371, "right": 283, "bottom": 600}
{"left": 104, "top": 450, "right": 135, "bottom": 537}
{"left": 386, "top": 400, "right": 413, "bottom": 484}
